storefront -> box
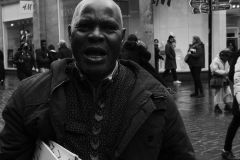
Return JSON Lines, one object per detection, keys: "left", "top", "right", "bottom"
{"left": 1, "top": 0, "right": 239, "bottom": 81}
{"left": 1, "top": 0, "right": 33, "bottom": 69}
{"left": 153, "top": 0, "right": 240, "bottom": 73}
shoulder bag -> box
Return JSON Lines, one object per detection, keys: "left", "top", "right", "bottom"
{"left": 210, "top": 74, "right": 224, "bottom": 89}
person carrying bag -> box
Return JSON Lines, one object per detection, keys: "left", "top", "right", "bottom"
{"left": 210, "top": 49, "right": 233, "bottom": 113}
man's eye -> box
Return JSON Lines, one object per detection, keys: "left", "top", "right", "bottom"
{"left": 104, "top": 25, "right": 116, "bottom": 31}
{"left": 76, "top": 24, "right": 90, "bottom": 30}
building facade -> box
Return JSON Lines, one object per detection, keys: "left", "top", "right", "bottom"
{"left": 0, "top": 0, "right": 239, "bottom": 81}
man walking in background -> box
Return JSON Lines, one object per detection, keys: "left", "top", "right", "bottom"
{"left": 57, "top": 40, "right": 73, "bottom": 59}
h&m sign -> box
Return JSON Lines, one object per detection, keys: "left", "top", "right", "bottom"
{"left": 20, "top": 1, "right": 34, "bottom": 13}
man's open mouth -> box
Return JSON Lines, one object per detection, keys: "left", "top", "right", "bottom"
{"left": 84, "top": 47, "right": 107, "bottom": 61}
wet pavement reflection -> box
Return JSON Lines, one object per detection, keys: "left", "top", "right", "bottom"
{"left": 169, "top": 81, "right": 240, "bottom": 160}
{"left": 0, "top": 75, "right": 239, "bottom": 159}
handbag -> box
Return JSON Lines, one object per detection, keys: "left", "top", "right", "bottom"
{"left": 184, "top": 54, "right": 190, "bottom": 63}
{"left": 210, "top": 74, "right": 224, "bottom": 89}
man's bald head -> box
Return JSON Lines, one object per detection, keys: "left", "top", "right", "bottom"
{"left": 71, "top": 0, "right": 123, "bottom": 30}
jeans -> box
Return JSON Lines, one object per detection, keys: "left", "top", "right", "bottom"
{"left": 162, "top": 69, "right": 177, "bottom": 81}
{"left": 190, "top": 66, "right": 203, "bottom": 94}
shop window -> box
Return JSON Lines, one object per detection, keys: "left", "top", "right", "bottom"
{"left": 4, "top": 19, "right": 33, "bottom": 69}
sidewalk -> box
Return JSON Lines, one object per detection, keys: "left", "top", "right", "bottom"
{"left": 0, "top": 75, "right": 240, "bottom": 160}
{"left": 168, "top": 81, "right": 240, "bottom": 160}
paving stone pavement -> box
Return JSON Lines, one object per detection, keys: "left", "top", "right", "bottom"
{"left": 0, "top": 75, "right": 240, "bottom": 160}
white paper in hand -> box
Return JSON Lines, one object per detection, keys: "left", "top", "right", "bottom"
{"left": 32, "top": 140, "right": 58, "bottom": 160}
{"left": 48, "top": 140, "right": 81, "bottom": 160}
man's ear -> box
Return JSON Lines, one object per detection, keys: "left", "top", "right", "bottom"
{"left": 68, "top": 24, "right": 72, "bottom": 42}
{"left": 121, "top": 28, "right": 126, "bottom": 43}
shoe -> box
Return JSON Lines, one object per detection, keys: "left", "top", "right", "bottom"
{"left": 166, "top": 88, "right": 176, "bottom": 94}
{"left": 222, "top": 149, "right": 240, "bottom": 160}
{"left": 197, "top": 93, "right": 204, "bottom": 98}
{"left": 173, "top": 80, "right": 181, "bottom": 84}
{"left": 214, "top": 105, "right": 223, "bottom": 113}
{"left": 224, "top": 104, "right": 232, "bottom": 111}
{"left": 0, "top": 80, "right": 3, "bottom": 85}
{"left": 190, "top": 93, "right": 199, "bottom": 97}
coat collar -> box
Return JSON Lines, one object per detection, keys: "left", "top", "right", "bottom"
{"left": 50, "top": 59, "right": 167, "bottom": 105}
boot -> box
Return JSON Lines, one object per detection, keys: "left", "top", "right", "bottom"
{"left": 214, "top": 104, "right": 223, "bottom": 113}
{"left": 190, "top": 92, "right": 198, "bottom": 97}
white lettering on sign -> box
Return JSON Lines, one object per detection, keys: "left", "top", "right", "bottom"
{"left": 20, "top": 1, "right": 33, "bottom": 13}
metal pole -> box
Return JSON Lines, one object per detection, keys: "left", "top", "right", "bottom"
{"left": 208, "top": 0, "right": 212, "bottom": 86}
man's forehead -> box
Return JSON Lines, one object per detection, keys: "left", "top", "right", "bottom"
{"left": 74, "top": 0, "right": 120, "bottom": 19}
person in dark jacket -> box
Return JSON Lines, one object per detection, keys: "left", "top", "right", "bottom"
{"left": 121, "top": 35, "right": 175, "bottom": 93}
{"left": 186, "top": 36, "right": 205, "bottom": 98}
{"left": 13, "top": 43, "right": 38, "bottom": 81}
{"left": 0, "top": 0, "right": 195, "bottom": 160}
{"left": 36, "top": 39, "right": 53, "bottom": 73}
{"left": 221, "top": 52, "right": 240, "bottom": 160}
{"left": 154, "top": 39, "right": 164, "bottom": 71}
{"left": 162, "top": 35, "right": 181, "bottom": 84}
{"left": 57, "top": 40, "right": 73, "bottom": 59}
{"left": 0, "top": 49, "right": 5, "bottom": 85}
{"left": 48, "top": 44, "right": 58, "bottom": 61}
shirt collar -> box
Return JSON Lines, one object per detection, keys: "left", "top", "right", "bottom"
{"left": 75, "top": 61, "right": 119, "bottom": 81}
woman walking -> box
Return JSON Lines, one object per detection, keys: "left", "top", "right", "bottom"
{"left": 162, "top": 35, "right": 181, "bottom": 84}
{"left": 210, "top": 49, "right": 233, "bottom": 113}
{"left": 186, "top": 36, "right": 205, "bottom": 98}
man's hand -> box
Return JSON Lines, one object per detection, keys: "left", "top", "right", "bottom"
{"left": 35, "top": 68, "right": 39, "bottom": 73}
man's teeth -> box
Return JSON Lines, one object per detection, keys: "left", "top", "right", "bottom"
{"left": 88, "top": 55, "right": 103, "bottom": 58}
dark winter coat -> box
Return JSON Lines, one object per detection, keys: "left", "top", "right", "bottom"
{"left": 0, "top": 50, "right": 4, "bottom": 81}
{"left": 187, "top": 43, "right": 205, "bottom": 68}
{"left": 57, "top": 45, "right": 73, "bottom": 59}
{"left": 13, "top": 51, "right": 36, "bottom": 71}
{"left": 165, "top": 42, "right": 176, "bottom": 69}
{"left": 0, "top": 59, "right": 195, "bottom": 160}
{"left": 36, "top": 48, "right": 53, "bottom": 69}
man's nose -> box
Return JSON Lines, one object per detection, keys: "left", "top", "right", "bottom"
{"left": 88, "top": 27, "right": 104, "bottom": 42}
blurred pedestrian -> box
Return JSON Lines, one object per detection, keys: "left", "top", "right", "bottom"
{"left": 186, "top": 36, "right": 205, "bottom": 98}
{"left": 36, "top": 40, "right": 53, "bottom": 73}
{"left": 220, "top": 49, "right": 240, "bottom": 160}
{"left": 48, "top": 44, "right": 58, "bottom": 61}
{"left": 121, "top": 34, "right": 175, "bottom": 93}
{"left": 25, "top": 29, "right": 33, "bottom": 52}
{"left": 210, "top": 49, "right": 233, "bottom": 113}
{"left": 13, "top": 43, "right": 38, "bottom": 81}
{"left": 162, "top": 35, "right": 181, "bottom": 84}
{"left": 57, "top": 40, "right": 73, "bottom": 59}
{"left": 0, "top": 1, "right": 195, "bottom": 159}
{"left": 154, "top": 39, "right": 164, "bottom": 71}
{"left": 221, "top": 52, "right": 240, "bottom": 160}
{"left": 0, "top": 49, "right": 5, "bottom": 85}
{"left": 20, "top": 30, "right": 26, "bottom": 44}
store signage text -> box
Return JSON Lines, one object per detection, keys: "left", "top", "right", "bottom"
{"left": 200, "top": 3, "right": 232, "bottom": 13}
{"left": 189, "top": 0, "right": 232, "bottom": 14}
{"left": 20, "top": 1, "right": 34, "bottom": 14}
